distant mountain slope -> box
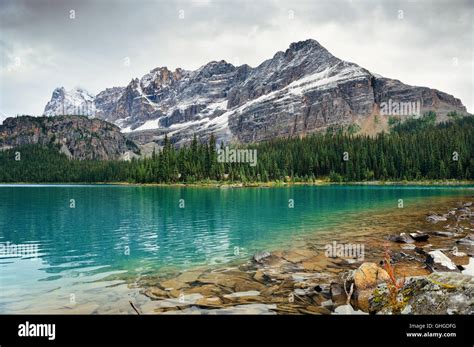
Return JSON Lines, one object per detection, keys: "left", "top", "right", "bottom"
{"left": 43, "top": 39, "right": 468, "bottom": 146}
{"left": 0, "top": 115, "right": 138, "bottom": 160}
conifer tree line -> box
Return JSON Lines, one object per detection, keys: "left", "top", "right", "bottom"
{"left": 0, "top": 115, "right": 472, "bottom": 183}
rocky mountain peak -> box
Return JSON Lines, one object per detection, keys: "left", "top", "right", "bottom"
{"left": 288, "top": 38, "right": 323, "bottom": 52}
{"left": 52, "top": 86, "right": 66, "bottom": 98}
{"left": 0, "top": 115, "right": 138, "bottom": 160}
{"left": 194, "top": 60, "right": 235, "bottom": 80}
{"left": 44, "top": 87, "right": 95, "bottom": 117}
{"left": 43, "top": 38, "right": 469, "bottom": 147}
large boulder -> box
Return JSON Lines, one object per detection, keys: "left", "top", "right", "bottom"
{"left": 369, "top": 272, "right": 474, "bottom": 314}
{"left": 353, "top": 262, "right": 390, "bottom": 290}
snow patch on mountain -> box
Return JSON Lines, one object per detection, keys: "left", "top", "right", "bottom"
{"left": 43, "top": 87, "right": 96, "bottom": 117}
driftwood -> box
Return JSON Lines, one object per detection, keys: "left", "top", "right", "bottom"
{"left": 129, "top": 300, "right": 141, "bottom": 315}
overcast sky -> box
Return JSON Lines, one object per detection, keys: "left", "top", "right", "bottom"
{"left": 1, "top": 0, "right": 473, "bottom": 116}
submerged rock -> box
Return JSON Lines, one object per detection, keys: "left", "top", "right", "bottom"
{"left": 253, "top": 251, "right": 271, "bottom": 263}
{"left": 409, "top": 232, "right": 429, "bottom": 241}
{"left": 427, "top": 215, "right": 448, "bottom": 223}
{"left": 456, "top": 233, "right": 474, "bottom": 246}
{"left": 387, "top": 233, "right": 414, "bottom": 243}
{"left": 431, "top": 231, "right": 456, "bottom": 237}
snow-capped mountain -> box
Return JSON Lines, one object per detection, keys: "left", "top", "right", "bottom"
{"left": 43, "top": 87, "right": 95, "bottom": 117}
{"left": 43, "top": 39, "right": 468, "bottom": 145}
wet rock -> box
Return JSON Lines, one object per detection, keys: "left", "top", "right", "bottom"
{"left": 401, "top": 244, "right": 416, "bottom": 250}
{"left": 387, "top": 233, "right": 414, "bottom": 243}
{"left": 253, "top": 251, "right": 271, "bottom": 263}
{"left": 409, "top": 232, "right": 429, "bottom": 241}
{"left": 301, "top": 256, "right": 324, "bottom": 271}
{"left": 224, "top": 290, "right": 260, "bottom": 299}
{"left": 194, "top": 297, "right": 223, "bottom": 307}
{"left": 175, "top": 271, "right": 202, "bottom": 284}
{"left": 431, "top": 231, "right": 455, "bottom": 237}
{"left": 300, "top": 306, "right": 332, "bottom": 315}
{"left": 160, "top": 278, "right": 188, "bottom": 290}
{"left": 187, "top": 284, "right": 222, "bottom": 297}
{"left": 253, "top": 269, "right": 266, "bottom": 282}
{"left": 461, "top": 258, "right": 474, "bottom": 276}
{"left": 370, "top": 272, "right": 473, "bottom": 315}
{"left": 329, "top": 282, "right": 347, "bottom": 305}
{"left": 427, "top": 214, "right": 448, "bottom": 223}
{"left": 451, "top": 248, "right": 467, "bottom": 257}
{"left": 333, "top": 304, "right": 368, "bottom": 315}
{"left": 456, "top": 233, "right": 474, "bottom": 246}
{"left": 353, "top": 263, "right": 390, "bottom": 290}
{"left": 426, "top": 250, "right": 458, "bottom": 271}
{"left": 144, "top": 287, "right": 169, "bottom": 300}
{"left": 321, "top": 299, "right": 334, "bottom": 309}
{"left": 282, "top": 250, "right": 310, "bottom": 263}
{"left": 197, "top": 270, "right": 258, "bottom": 291}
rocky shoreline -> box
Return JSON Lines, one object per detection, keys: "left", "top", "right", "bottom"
{"left": 135, "top": 199, "right": 473, "bottom": 315}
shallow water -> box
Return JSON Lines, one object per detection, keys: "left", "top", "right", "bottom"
{"left": 0, "top": 184, "right": 471, "bottom": 313}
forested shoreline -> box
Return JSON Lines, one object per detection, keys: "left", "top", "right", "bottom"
{"left": 0, "top": 115, "right": 472, "bottom": 183}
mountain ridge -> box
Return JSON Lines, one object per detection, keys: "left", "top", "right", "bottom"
{"left": 43, "top": 39, "right": 468, "bottom": 146}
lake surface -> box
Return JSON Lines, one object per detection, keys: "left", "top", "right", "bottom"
{"left": 0, "top": 184, "right": 472, "bottom": 313}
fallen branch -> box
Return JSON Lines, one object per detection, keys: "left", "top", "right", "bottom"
{"left": 129, "top": 300, "right": 141, "bottom": 315}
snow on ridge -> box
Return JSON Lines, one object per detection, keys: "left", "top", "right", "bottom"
{"left": 123, "top": 63, "right": 368, "bottom": 135}
{"left": 288, "top": 63, "right": 368, "bottom": 95}
{"left": 133, "top": 82, "right": 159, "bottom": 110}
{"left": 134, "top": 118, "right": 162, "bottom": 132}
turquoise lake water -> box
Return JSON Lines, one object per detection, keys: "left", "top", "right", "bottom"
{"left": 0, "top": 184, "right": 472, "bottom": 313}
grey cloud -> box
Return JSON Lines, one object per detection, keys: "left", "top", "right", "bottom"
{"left": 0, "top": 0, "right": 472, "bottom": 115}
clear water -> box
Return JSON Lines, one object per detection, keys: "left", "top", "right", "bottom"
{"left": 0, "top": 184, "right": 471, "bottom": 313}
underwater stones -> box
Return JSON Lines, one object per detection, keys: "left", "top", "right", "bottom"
{"left": 456, "top": 233, "right": 474, "bottom": 246}
{"left": 187, "top": 284, "right": 222, "bottom": 296}
{"left": 159, "top": 278, "right": 188, "bottom": 291}
{"left": 194, "top": 297, "right": 223, "bottom": 308}
{"left": 431, "top": 230, "right": 456, "bottom": 237}
{"left": 175, "top": 271, "right": 202, "bottom": 283}
{"left": 387, "top": 233, "right": 414, "bottom": 243}
{"left": 144, "top": 287, "right": 169, "bottom": 300}
{"left": 427, "top": 214, "right": 448, "bottom": 223}
{"left": 282, "top": 250, "right": 309, "bottom": 263}
{"left": 253, "top": 269, "right": 266, "bottom": 282}
{"left": 301, "top": 256, "right": 325, "bottom": 271}
{"left": 409, "top": 232, "right": 429, "bottom": 241}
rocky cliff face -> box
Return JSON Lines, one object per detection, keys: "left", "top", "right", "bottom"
{"left": 43, "top": 39, "right": 468, "bottom": 146}
{"left": 0, "top": 115, "right": 138, "bottom": 160}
